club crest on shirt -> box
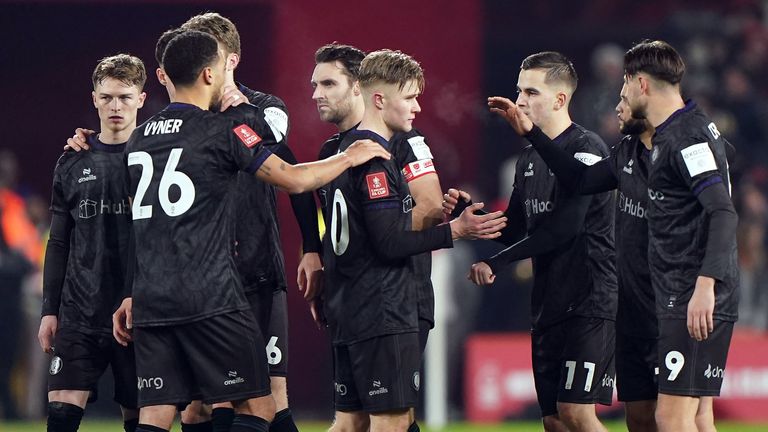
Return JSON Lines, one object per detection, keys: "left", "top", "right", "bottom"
{"left": 233, "top": 124, "right": 262, "bottom": 148}
{"left": 366, "top": 172, "right": 390, "bottom": 199}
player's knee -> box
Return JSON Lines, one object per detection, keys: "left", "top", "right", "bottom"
{"left": 330, "top": 411, "right": 369, "bottom": 432}
{"left": 180, "top": 401, "right": 211, "bottom": 424}
{"left": 234, "top": 394, "right": 276, "bottom": 423}
{"left": 541, "top": 415, "right": 568, "bottom": 432}
{"left": 625, "top": 403, "right": 657, "bottom": 432}
{"left": 47, "top": 401, "right": 85, "bottom": 432}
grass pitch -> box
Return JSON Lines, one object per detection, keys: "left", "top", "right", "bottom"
{"left": 3, "top": 420, "right": 768, "bottom": 431}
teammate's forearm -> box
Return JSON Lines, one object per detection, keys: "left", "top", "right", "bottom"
{"left": 525, "top": 125, "right": 618, "bottom": 194}
{"left": 258, "top": 152, "right": 352, "bottom": 194}
{"left": 486, "top": 195, "right": 589, "bottom": 273}
{"left": 366, "top": 208, "right": 453, "bottom": 260}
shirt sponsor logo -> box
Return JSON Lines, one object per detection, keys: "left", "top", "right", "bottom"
{"left": 78, "top": 199, "right": 130, "bottom": 219}
{"left": 623, "top": 159, "right": 634, "bottom": 175}
{"left": 233, "top": 124, "right": 263, "bottom": 148}
{"left": 704, "top": 364, "right": 725, "bottom": 379}
{"left": 651, "top": 146, "right": 659, "bottom": 163}
{"left": 524, "top": 198, "right": 554, "bottom": 217}
{"left": 647, "top": 189, "right": 665, "bottom": 201}
{"left": 574, "top": 152, "right": 602, "bottom": 166}
{"left": 407, "top": 135, "right": 433, "bottom": 160}
{"left": 666, "top": 295, "right": 677, "bottom": 308}
{"left": 524, "top": 162, "right": 534, "bottom": 177}
{"left": 78, "top": 167, "right": 97, "bottom": 183}
{"left": 264, "top": 107, "right": 288, "bottom": 142}
{"left": 681, "top": 142, "right": 718, "bottom": 177}
{"left": 402, "top": 159, "right": 435, "bottom": 181}
{"left": 49, "top": 356, "right": 63, "bottom": 375}
{"left": 144, "top": 119, "right": 183, "bottom": 136}
{"left": 137, "top": 376, "right": 164, "bottom": 390}
{"left": 224, "top": 370, "right": 245, "bottom": 386}
{"left": 366, "top": 172, "right": 390, "bottom": 199}
{"left": 369, "top": 379, "right": 389, "bottom": 396}
{"left": 618, "top": 193, "right": 646, "bottom": 219}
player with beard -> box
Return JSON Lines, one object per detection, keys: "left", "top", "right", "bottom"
{"left": 446, "top": 52, "right": 618, "bottom": 432}
{"left": 39, "top": 54, "right": 145, "bottom": 432}
{"left": 321, "top": 49, "right": 506, "bottom": 432}
{"left": 117, "top": 30, "right": 389, "bottom": 432}
{"left": 310, "top": 43, "right": 446, "bottom": 432}
{"left": 621, "top": 40, "right": 738, "bottom": 432}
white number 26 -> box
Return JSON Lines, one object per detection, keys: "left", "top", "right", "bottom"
{"left": 128, "top": 149, "right": 196, "bottom": 220}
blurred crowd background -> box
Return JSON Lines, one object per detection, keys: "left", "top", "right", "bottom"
{"left": 0, "top": 0, "right": 766, "bottom": 423}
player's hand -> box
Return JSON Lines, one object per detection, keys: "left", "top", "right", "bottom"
{"left": 38, "top": 315, "right": 58, "bottom": 353}
{"left": 113, "top": 297, "right": 133, "bottom": 346}
{"left": 309, "top": 297, "right": 327, "bottom": 330}
{"left": 468, "top": 261, "right": 496, "bottom": 285}
{"left": 488, "top": 96, "right": 533, "bottom": 136}
{"left": 442, "top": 188, "right": 472, "bottom": 217}
{"left": 297, "top": 252, "right": 323, "bottom": 300}
{"left": 449, "top": 202, "right": 507, "bottom": 240}
{"left": 687, "top": 276, "right": 715, "bottom": 341}
{"left": 219, "top": 84, "right": 247, "bottom": 111}
{"left": 64, "top": 128, "right": 95, "bottom": 151}
{"left": 342, "top": 139, "right": 391, "bottom": 166}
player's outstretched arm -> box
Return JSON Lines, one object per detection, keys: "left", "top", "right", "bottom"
{"left": 449, "top": 203, "right": 507, "bottom": 240}
{"left": 470, "top": 192, "right": 592, "bottom": 286}
{"left": 444, "top": 188, "right": 527, "bottom": 247}
{"left": 255, "top": 139, "right": 390, "bottom": 194}
{"left": 489, "top": 96, "right": 617, "bottom": 194}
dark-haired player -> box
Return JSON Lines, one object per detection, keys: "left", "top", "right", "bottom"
{"left": 39, "top": 54, "right": 146, "bottom": 432}
{"left": 447, "top": 52, "right": 618, "bottom": 432}
{"left": 117, "top": 30, "right": 389, "bottom": 432}
{"left": 622, "top": 40, "right": 738, "bottom": 432}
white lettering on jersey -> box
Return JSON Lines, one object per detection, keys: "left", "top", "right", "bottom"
{"left": 407, "top": 135, "right": 433, "bottom": 160}
{"left": 144, "top": 119, "right": 183, "bottom": 136}
{"left": 573, "top": 152, "right": 602, "bottom": 166}
{"left": 263, "top": 107, "right": 288, "bottom": 142}
{"left": 681, "top": 142, "right": 717, "bottom": 177}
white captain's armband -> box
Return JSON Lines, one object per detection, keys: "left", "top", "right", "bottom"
{"left": 681, "top": 142, "right": 717, "bottom": 177}
{"left": 263, "top": 107, "right": 288, "bottom": 142}
{"left": 402, "top": 159, "right": 436, "bottom": 182}
{"left": 573, "top": 152, "right": 602, "bottom": 166}
{"left": 407, "top": 135, "right": 433, "bottom": 160}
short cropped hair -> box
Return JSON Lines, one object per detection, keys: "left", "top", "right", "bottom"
{"left": 624, "top": 40, "right": 685, "bottom": 85}
{"left": 155, "top": 28, "right": 184, "bottom": 66}
{"left": 315, "top": 43, "right": 367, "bottom": 80}
{"left": 162, "top": 30, "right": 220, "bottom": 88}
{"left": 358, "top": 49, "right": 424, "bottom": 92}
{"left": 92, "top": 54, "right": 146, "bottom": 90}
{"left": 181, "top": 12, "right": 241, "bottom": 56}
{"left": 520, "top": 51, "right": 578, "bottom": 93}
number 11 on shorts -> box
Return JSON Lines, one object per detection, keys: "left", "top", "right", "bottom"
{"left": 564, "top": 360, "right": 596, "bottom": 391}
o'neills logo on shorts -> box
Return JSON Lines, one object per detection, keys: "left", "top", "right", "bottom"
{"left": 224, "top": 370, "right": 245, "bottom": 386}
{"left": 368, "top": 379, "right": 389, "bottom": 396}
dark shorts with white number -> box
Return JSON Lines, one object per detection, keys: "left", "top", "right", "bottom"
{"left": 133, "top": 310, "right": 271, "bottom": 407}
{"left": 532, "top": 316, "right": 615, "bottom": 417}
{"left": 657, "top": 318, "right": 733, "bottom": 397}
{"left": 616, "top": 332, "right": 658, "bottom": 402}
{"left": 48, "top": 326, "right": 137, "bottom": 409}
{"left": 333, "top": 332, "right": 421, "bottom": 413}
{"left": 246, "top": 288, "right": 289, "bottom": 376}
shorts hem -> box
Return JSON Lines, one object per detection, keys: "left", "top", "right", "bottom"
{"left": 363, "top": 404, "right": 416, "bottom": 414}
{"left": 335, "top": 404, "right": 364, "bottom": 412}
{"left": 204, "top": 388, "right": 272, "bottom": 405}
{"left": 138, "top": 397, "right": 192, "bottom": 408}
{"left": 48, "top": 385, "right": 94, "bottom": 392}
{"left": 617, "top": 394, "right": 658, "bottom": 403}
{"left": 658, "top": 389, "right": 721, "bottom": 397}
{"left": 268, "top": 371, "right": 288, "bottom": 378}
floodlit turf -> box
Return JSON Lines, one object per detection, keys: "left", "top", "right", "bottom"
{"left": 3, "top": 420, "right": 768, "bottom": 431}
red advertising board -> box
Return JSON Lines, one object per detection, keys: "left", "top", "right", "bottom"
{"left": 465, "top": 331, "right": 768, "bottom": 422}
